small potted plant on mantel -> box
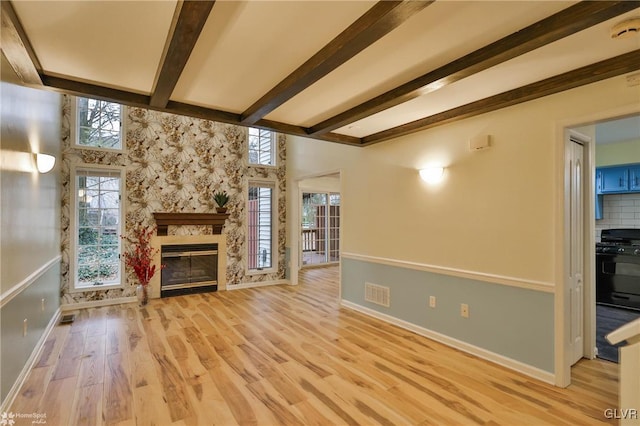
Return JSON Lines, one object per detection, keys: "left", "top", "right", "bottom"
{"left": 213, "top": 190, "right": 230, "bottom": 214}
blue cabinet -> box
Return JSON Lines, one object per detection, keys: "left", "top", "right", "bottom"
{"left": 596, "top": 164, "right": 640, "bottom": 195}
{"left": 631, "top": 165, "right": 640, "bottom": 191}
{"left": 597, "top": 166, "right": 629, "bottom": 194}
{"left": 595, "top": 163, "right": 640, "bottom": 220}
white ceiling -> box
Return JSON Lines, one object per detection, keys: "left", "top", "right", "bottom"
{"left": 595, "top": 115, "right": 640, "bottom": 145}
{"left": 5, "top": 1, "right": 640, "bottom": 145}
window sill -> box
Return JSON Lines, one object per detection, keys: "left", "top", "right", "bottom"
{"left": 71, "top": 283, "right": 123, "bottom": 293}
{"left": 73, "top": 144, "right": 125, "bottom": 153}
{"left": 248, "top": 163, "right": 277, "bottom": 169}
{"left": 246, "top": 268, "right": 277, "bottom": 276}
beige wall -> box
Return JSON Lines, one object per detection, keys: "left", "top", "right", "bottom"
{"left": 1, "top": 54, "right": 62, "bottom": 404}
{"left": 596, "top": 139, "right": 640, "bottom": 167}
{"left": 287, "top": 74, "right": 640, "bottom": 285}
{"left": 1, "top": 57, "right": 61, "bottom": 293}
{"left": 299, "top": 175, "right": 341, "bottom": 192}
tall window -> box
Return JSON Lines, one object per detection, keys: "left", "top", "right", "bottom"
{"left": 72, "top": 97, "right": 124, "bottom": 150}
{"left": 247, "top": 181, "right": 276, "bottom": 272}
{"left": 248, "top": 127, "right": 275, "bottom": 166}
{"left": 72, "top": 166, "right": 124, "bottom": 289}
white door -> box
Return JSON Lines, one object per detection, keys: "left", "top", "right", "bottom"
{"left": 568, "top": 139, "right": 584, "bottom": 365}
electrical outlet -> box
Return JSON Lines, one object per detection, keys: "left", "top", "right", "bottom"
{"left": 41, "top": 298, "right": 45, "bottom": 312}
{"left": 461, "top": 303, "right": 469, "bottom": 318}
{"left": 429, "top": 296, "right": 436, "bottom": 308}
{"left": 23, "top": 319, "right": 28, "bottom": 337}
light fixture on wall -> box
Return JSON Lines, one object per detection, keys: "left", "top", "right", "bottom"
{"left": 419, "top": 166, "right": 444, "bottom": 184}
{"left": 35, "top": 153, "right": 56, "bottom": 173}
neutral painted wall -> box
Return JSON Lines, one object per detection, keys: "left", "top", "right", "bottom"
{"left": 290, "top": 75, "right": 639, "bottom": 283}
{"left": 299, "top": 175, "right": 341, "bottom": 192}
{"left": 596, "top": 139, "right": 640, "bottom": 167}
{"left": 1, "top": 55, "right": 62, "bottom": 404}
{"left": 287, "top": 73, "right": 640, "bottom": 374}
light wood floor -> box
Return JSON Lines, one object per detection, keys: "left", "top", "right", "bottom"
{"left": 9, "top": 266, "right": 618, "bottom": 425}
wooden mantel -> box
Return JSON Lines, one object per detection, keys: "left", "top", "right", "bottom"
{"left": 153, "top": 212, "right": 229, "bottom": 236}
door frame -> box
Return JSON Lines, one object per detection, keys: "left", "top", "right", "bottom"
{"left": 555, "top": 105, "right": 639, "bottom": 388}
{"left": 558, "top": 129, "right": 595, "bottom": 387}
{"left": 290, "top": 170, "right": 343, "bottom": 286}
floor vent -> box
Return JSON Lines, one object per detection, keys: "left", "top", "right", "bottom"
{"left": 60, "top": 314, "right": 76, "bottom": 324}
{"left": 364, "top": 282, "right": 390, "bottom": 307}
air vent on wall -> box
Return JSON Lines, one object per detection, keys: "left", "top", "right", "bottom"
{"left": 364, "top": 282, "right": 390, "bottom": 307}
{"left": 611, "top": 18, "right": 640, "bottom": 39}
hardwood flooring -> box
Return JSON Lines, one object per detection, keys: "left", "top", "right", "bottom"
{"left": 9, "top": 266, "right": 618, "bottom": 425}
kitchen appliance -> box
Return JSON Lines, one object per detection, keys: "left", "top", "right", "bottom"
{"left": 596, "top": 229, "right": 640, "bottom": 311}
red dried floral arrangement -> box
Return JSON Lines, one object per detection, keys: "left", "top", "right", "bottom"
{"left": 122, "top": 227, "right": 161, "bottom": 287}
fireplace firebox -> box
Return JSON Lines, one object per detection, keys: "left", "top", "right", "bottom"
{"left": 161, "top": 243, "right": 218, "bottom": 297}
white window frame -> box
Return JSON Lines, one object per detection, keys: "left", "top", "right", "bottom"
{"left": 247, "top": 127, "right": 276, "bottom": 167}
{"left": 70, "top": 96, "right": 126, "bottom": 153}
{"left": 246, "top": 179, "right": 278, "bottom": 276}
{"left": 69, "top": 163, "right": 126, "bottom": 292}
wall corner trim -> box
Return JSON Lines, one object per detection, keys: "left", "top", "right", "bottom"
{"left": 0, "top": 308, "right": 62, "bottom": 412}
{"left": 340, "top": 299, "right": 556, "bottom": 385}
{"left": 341, "top": 252, "right": 555, "bottom": 293}
{"left": 227, "top": 279, "right": 290, "bottom": 291}
{"left": 0, "top": 255, "right": 62, "bottom": 308}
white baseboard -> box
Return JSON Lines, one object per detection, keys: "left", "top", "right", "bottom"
{"left": 1, "top": 307, "right": 62, "bottom": 413}
{"left": 340, "top": 300, "right": 555, "bottom": 385}
{"left": 227, "top": 279, "right": 290, "bottom": 291}
{"left": 61, "top": 296, "right": 137, "bottom": 311}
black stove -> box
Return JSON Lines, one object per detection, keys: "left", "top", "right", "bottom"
{"left": 596, "top": 228, "right": 640, "bottom": 255}
{"left": 596, "top": 229, "right": 640, "bottom": 311}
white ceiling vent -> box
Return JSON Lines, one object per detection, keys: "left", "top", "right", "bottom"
{"left": 611, "top": 18, "right": 640, "bottom": 39}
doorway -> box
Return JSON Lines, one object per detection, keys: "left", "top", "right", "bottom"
{"left": 560, "top": 113, "right": 640, "bottom": 386}
{"left": 301, "top": 192, "right": 341, "bottom": 267}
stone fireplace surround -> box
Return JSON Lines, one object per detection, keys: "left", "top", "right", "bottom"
{"left": 149, "top": 234, "right": 227, "bottom": 299}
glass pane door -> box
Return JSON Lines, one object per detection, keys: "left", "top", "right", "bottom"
{"left": 301, "top": 192, "right": 340, "bottom": 266}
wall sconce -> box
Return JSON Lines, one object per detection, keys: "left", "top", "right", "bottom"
{"left": 419, "top": 167, "right": 444, "bottom": 184}
{"left": 35, "top": 153, "right": 56, "bottom": 173}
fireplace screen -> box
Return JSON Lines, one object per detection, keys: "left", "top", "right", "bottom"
{"left": 161, "top": 244, "right": 218, "bottom": 292}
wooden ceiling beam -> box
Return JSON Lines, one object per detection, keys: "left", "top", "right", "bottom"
{"left": 362, "top": 50, "right": 640, "bottom": 145}
{"left": 40, "top": 75, "right": 152, "bottom": 108}
{"left": 149, "top": 1, "right": 215, "bottom": 108}
{"left": 0, "top": 0, "right": 42, "bottom": 85}
{"left": 239, "top": 0, "right": 433, "bottom": 126}
{"left": 38, "top": 74, "right": 362, "bottom": 146}
{"left": 310, "top": 0, "right": 640, "bottom": 136}
{"left": 255, "top": 119, "right": 362, "bottom": 146}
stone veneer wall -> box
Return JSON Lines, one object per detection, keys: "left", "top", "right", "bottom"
{"left": 60, "top": 96, "right": 286, "bottom": 304}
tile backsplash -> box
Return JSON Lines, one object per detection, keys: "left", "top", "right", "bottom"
{"left": 595, "top": 193, "right": 640, "bottom": 241}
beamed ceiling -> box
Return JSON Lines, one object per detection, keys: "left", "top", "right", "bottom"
{"left": 2, "top": 0, "right": 640, "bottom": 147}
